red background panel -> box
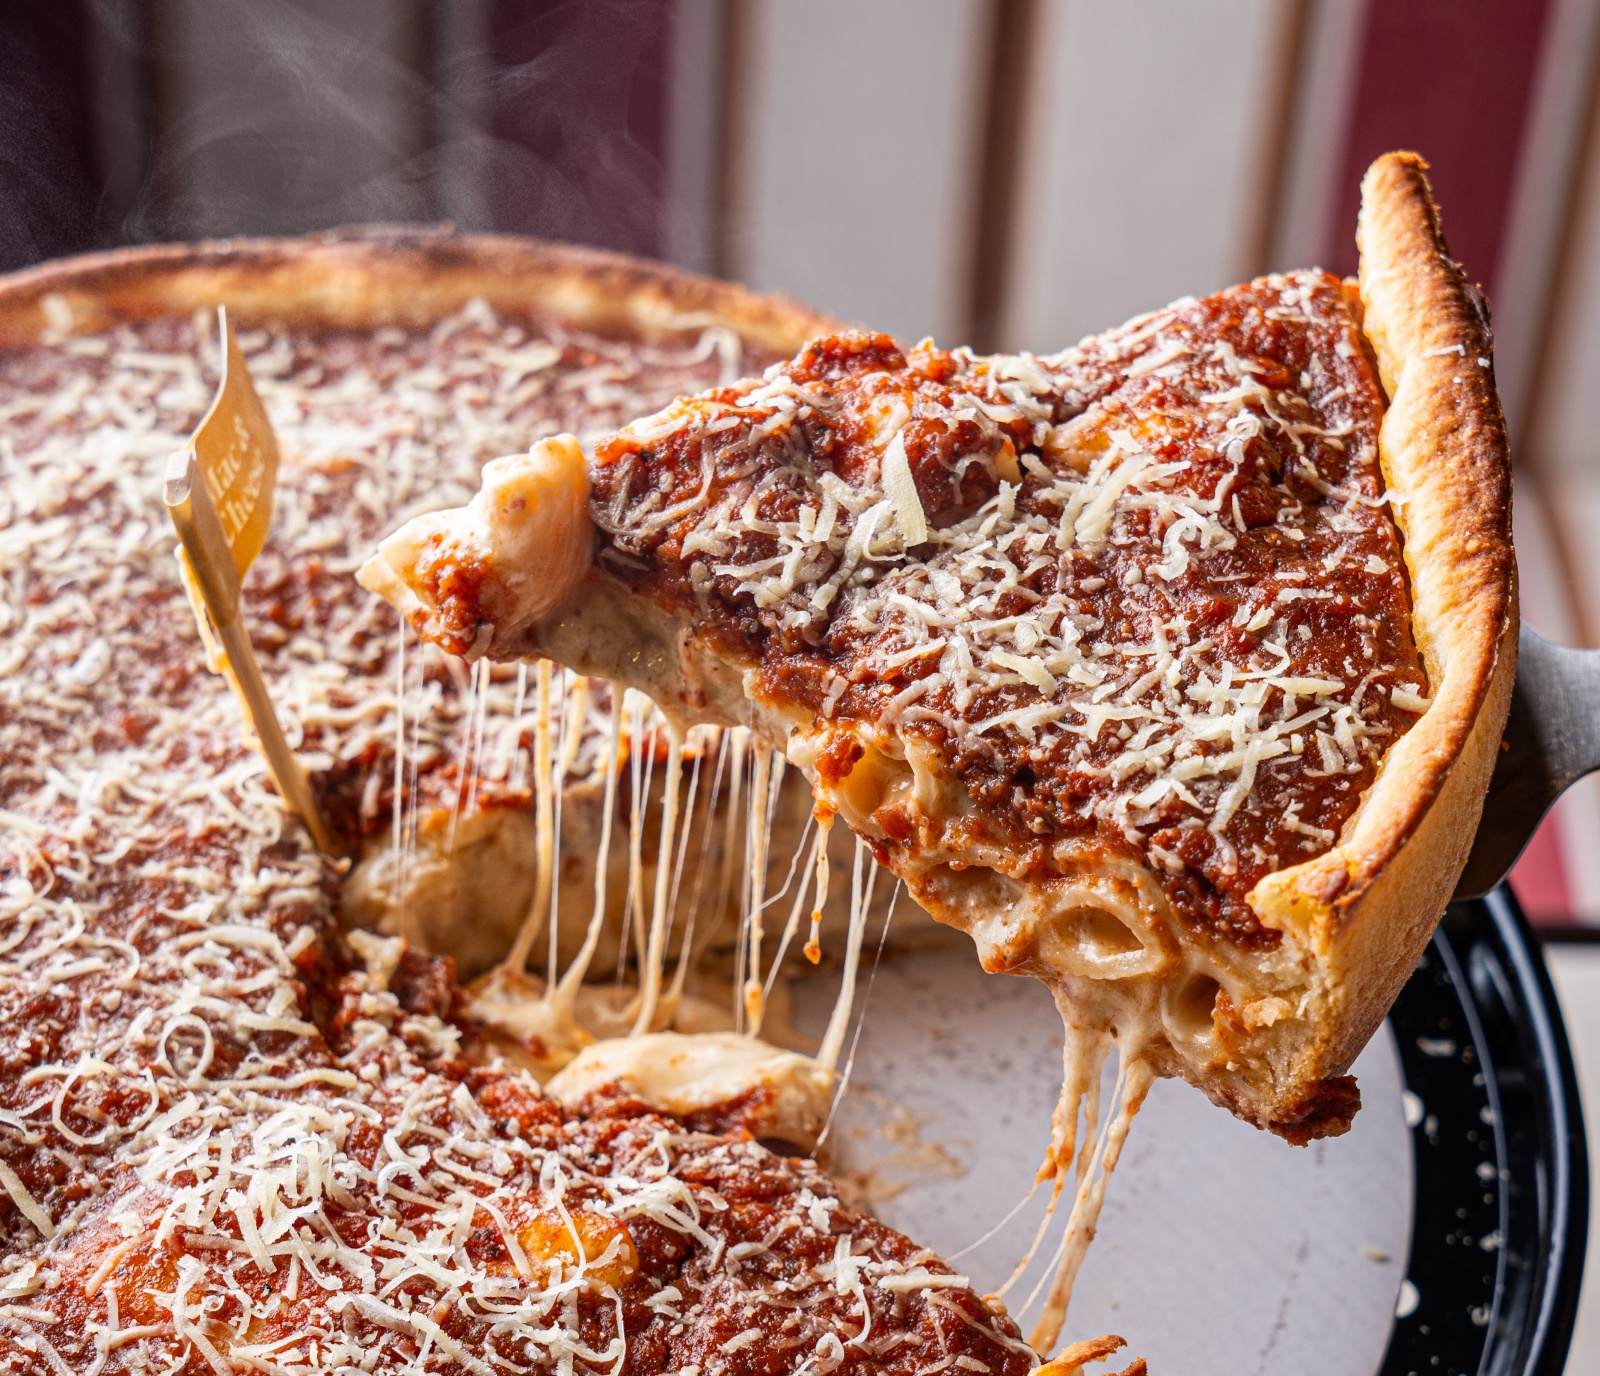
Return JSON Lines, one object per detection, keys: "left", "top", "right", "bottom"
{"left": 1328, "top": 0, "right": 1552, "bottom": 292}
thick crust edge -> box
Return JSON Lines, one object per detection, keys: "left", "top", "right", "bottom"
{"left": 0, "top": 225, "right": 839, "bottom": 354}
{"left": 1248, "top": 153, "right": 1517, "bottom": 1103}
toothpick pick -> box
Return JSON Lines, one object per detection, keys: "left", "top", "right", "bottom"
{"left": 164, "top": 306, "right": 338, "bottom": 856}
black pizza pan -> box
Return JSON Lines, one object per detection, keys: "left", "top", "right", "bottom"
{"left": 1378, "top": 886, "right": 1587, "bottom": 1376}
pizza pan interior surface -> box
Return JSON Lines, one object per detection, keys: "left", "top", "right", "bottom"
{"left": 791, "top": 887, "right": 1585, "bottom": 1376}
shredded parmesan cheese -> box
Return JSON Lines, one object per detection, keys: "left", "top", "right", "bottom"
{"left": 0, "top": 301, "right": 1031, "bottom": 1375}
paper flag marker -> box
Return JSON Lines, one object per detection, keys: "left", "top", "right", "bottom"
{"left": 165, "top": 306, "right": 338, "bottom": 856}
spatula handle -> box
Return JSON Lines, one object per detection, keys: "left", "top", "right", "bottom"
{"left": 1455, "top": 625, "right": 1600, "bottom": 899}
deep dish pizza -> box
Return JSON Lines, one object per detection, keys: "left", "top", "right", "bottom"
{"left": 0, "top": 237, "right": 1091, "bottom": 1373}
{"left": 364, "top": 153, "right": 1515, "bottom": 1335}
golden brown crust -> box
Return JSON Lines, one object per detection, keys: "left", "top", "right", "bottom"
{"left": 0, "top": 224, "right": 839, "bottom": 351}
{"left": 1248, "top": 152, "right": 1517, "bottom": 1104}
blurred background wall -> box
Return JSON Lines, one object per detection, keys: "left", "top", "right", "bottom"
{"left": 6, "top": 0, "right": 1600, "bottom": 926}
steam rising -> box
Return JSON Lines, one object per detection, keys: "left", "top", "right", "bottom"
{"left": 6, "top": 0, "right": 679, "bottom": 260}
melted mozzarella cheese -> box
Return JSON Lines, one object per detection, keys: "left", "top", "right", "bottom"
{"left": 545, "top": 1031, "right": 835, "bottom": 1151}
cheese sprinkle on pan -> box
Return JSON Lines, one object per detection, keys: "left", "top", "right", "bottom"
{"left": 0, "top": 304, "right": 1035, "bottom": 1375}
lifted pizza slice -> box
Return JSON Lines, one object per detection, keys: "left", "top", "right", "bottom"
{"left": 362, "top": 149, "right": 1512, "bottom": 1161}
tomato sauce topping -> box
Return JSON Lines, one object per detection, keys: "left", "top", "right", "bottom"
{"left": 593, "top": 272, "right": 1424, "bottom": 944}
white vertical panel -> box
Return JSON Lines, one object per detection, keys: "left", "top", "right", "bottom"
{"left": 1513, "top": 483, "right": 1580, "bottom": 646}
{"left": 1513, "top": 483, "right": 1600, "bottom": 918}
{"left": 1542, "top": 947, "right": 1600, "bottom": 1358}
{"left": 1494, "top": 0, "right": 1600, "bottom": 440}
{"left": 1268, "top": 0, "right": 1369, "bottom": 272}
{"left": 664, "top": 0, "right": 729, "bottom": 274}
{"left": 1000, "top": 0, "right": 1292, "bottom": 354}
{"left": 1531, "top": 94, "right": 1600, "bottom": 491}
{"left": 726, "top": 0, "right": 991, "bottom": 342}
